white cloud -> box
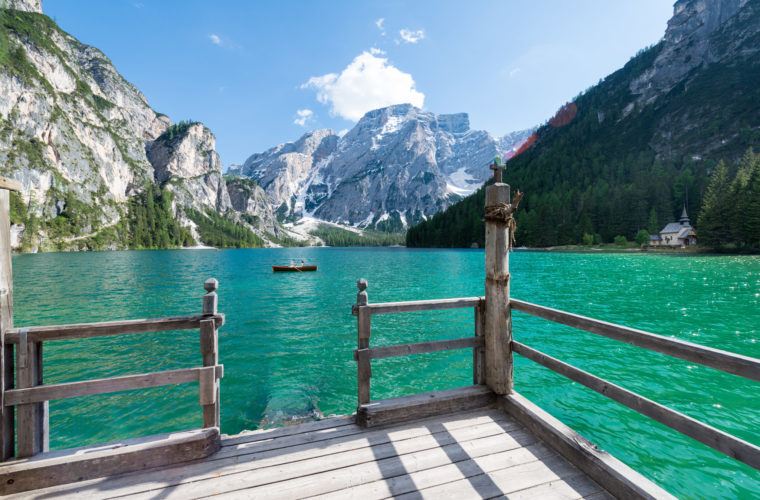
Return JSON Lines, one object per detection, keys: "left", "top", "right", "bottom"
{"left": 509, "top": 67, "right": 522, "bottom": 78}
{"left": 208, "top": 34, "right": 222, "bottom": 45}
{"left": 302, "top": 50, "right": 425, "bottom": 122}
{"left": 399, "top": 28, "right": 424, "bottom": 44}
{"left": 294, "top": 109, "right": 314, "bottom": 126}
{"left": 375, "top": 18, "right": 385, "bottom": 35}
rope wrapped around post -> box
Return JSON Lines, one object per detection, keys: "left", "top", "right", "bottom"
{"left": 483, "top": 189, "right": 524, "bottom": 250}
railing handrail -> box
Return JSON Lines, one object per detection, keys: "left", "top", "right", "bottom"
{"left": 5, "top": 313, "right": 226, "bottom": 344}
{"left": 513, "top": 340, "right": 760, "bottom": 471}
{"left": 4, "top": 365, "right": 224, "bottom": 406}
{"left": 510, "top": 298, "right": 760, "bottom": 383}
{"left": 353, "top": 296, "right": 483, "bottom": 316}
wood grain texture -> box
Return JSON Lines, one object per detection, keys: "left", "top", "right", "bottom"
{"left": 474, "top": 303, "right": 486, "bottom": 385}
{"left": 357, "top": 385, "right": 495, "bottom": 427}
{"left": 0, "top": 178, "right": 22, "bottom": 192}
{"left": 0, "top": 189, "right": 14, "bottom": 459}
{"left": 5, "top": 365, "right": 224, "bottom": 406}
{"left": 360, "top": 336, "right": 482, "bottom": 360}
{"left": 199, "top": 319, "right": 219, "bottom": 428}
{"left": 0, "top": 427, "right": 220, "bottom": 495}
{"left": 485, "top": 182, "right": 512, "bottom": 395}
{"left": 511, "top": 298, "right": 760, "bottom": 382}
{"left": 5, "top": 314, "right": 225, "bottom": 343}
{"left": 362, "top": 297, "right": 482, "bottom": 315}
{"left": 513, "top": 341, "right": 760, "bottom": 471}
{"left": 500, "top": 392, "right": 675, "bottom": 500}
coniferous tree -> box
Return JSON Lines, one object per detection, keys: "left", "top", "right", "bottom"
{"left": 697, "top": 161, "right": 732, "bottom": 249}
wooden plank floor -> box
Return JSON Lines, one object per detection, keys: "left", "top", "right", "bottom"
{"left": 13, "top": 409, "right": 613, "bottom": 499}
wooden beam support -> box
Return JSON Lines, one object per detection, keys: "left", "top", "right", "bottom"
{"left": 513, "top": 341, "right": 760, "bottom": 471}
{"left": 357, "top": 385, "right": 496, "bottom": 427}
{"left": 356, "top": 336, "right": 482, "bottom": 361}
{"left": 484, "top": 182, "right": 512, "bottom": 394}
{"left": 510, "top": 299, "right": 760, "bottom": 382}
{"left": 200, "top": 317, "right": 220, "bottom": 427}
{"left": 356, "top": 297, "right": 482, "bottom": 315}
{"left": 5, "top": 314, "right": 225, "bottom": 344}
{"left": 474, "top": 302, "right": 486, "bottom": 384}
{"left": 0, "top": 188, "right": 13, "bottom": 460}
{"left": 500, "top": 392, "right": 676, "bottom": 500}
{"left": 5, "top": 365, "right": 224, "bottom": 406}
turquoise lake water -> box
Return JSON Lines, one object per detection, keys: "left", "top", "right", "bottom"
{"left": 10, "top": 248, "right": 760, "bottom": 499}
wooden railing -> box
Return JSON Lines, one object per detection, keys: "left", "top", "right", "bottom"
{"left": 510, "top": 298, "right": 760, "bottom": 472}
{"left": 0, "top": 278, "right": 224, "bottom": 459}
{"left": 351, "top": 279, "right": 486, "bottom": 405}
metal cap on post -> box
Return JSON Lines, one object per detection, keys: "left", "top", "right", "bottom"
{"left": 484, "top": 159, "right": 513, "bottom": 395}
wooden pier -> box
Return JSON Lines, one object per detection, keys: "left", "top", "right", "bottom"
{"left": 0, "top": 173, "right": 758, "bottom": 498}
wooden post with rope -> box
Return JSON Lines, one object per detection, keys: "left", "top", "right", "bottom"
{"left": 0, "top": 177, "right": 22, "bottom": 459}
{"left": 483, "top": 159, "right": 521, "bottom": 394}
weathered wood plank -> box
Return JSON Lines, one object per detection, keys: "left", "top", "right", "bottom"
{"left": 99, "top": 415, "right": 527, "bottom": 499}
{"left": 16, "top": 335, "right": 39, "bottom": 458}
{"left": 359, "top": 336, "right": 482, "bottom": 360}
{"left": 199, "top": 318, "right": 219, "bottom": 427}
{"left": 511, "top": 298, "right": 760, "bottom": 383}
{"left": 513, "top": 341, "right": 760, "bottom": 471}
{"left": 0, "top": 188, "right": 14, "bottom": 460}
{"left": 5, "top": 365, "right": 224, "bottom": 406}
{"left": 5, "top": 314, "right": 225, "bottom": 344}
{"left": 221, "top": 415, "right": 356, "bottom": 447}
{"left": 485, "top": 182, "right": 512, "bottom": 395}
{"left": 357, "top": 385, "right": 495, "bottom": 427}
{"left": 357, "top": 301, "right": 371, "bottom": 405}
{"left": 223, "top": 429, "right": 546, "bottom": 500}
{"left": 500, "top": 391, "right": 676, "bottom": 500}
{"left": 0, "top": 177, "right": 22, "bottom": 192}
{"left": 360, "top": 297, "right": 482, "bottom": 315}
{"left": 473, "top": 303, "right": 485, "bottom": 385}
{"left": 303, "top": 440, "right": 556, "bottom": 500}
{"left": 394, "top": 455, "right": 595, "bottom": 500}
{"left": 0, "top": 427, "right": 220, "bottom": 495}
{"left": 25, "top": 410, "right": 515, "bottom": 498}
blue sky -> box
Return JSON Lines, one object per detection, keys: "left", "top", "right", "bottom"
{"left": 44, "top": 1, "right": 673, "bottom": 168}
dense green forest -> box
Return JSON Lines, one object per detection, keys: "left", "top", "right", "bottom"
{"left": 698, "top": 149, "right": 760, "bottom": 250}
{"left": 407, "top": 21, "right": 760, "bottom": 248}
{"left": 185, "top": 208, "right": 265, "bottom": 248}
{"left": 128, "top": 184, "right": 196, "bottom": 249}
{"left": 310, "top": 224, "right": 404, "bottom": 247}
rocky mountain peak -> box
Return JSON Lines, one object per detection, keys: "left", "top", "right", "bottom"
{"left": 4, "top": 0, "right": 42, "bottom": 13}
{"left": 631, "top": 0, "right": 749, "bottom": 102}
{"left": 436, "top": 113, "right": 470, "bottom": 134}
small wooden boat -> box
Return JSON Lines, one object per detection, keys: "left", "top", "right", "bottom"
{"left": 272, "top": 264, "right": 317, "bottom": 272}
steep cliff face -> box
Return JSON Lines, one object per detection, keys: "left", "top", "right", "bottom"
{"left": 231, "top": 104, "right": 532, "bottom": 230}
{"left": 0, "top": 6, "right": 272, "bottom": 250}
{"left": 631, "top": 0, "right": 750, "bottom": 103}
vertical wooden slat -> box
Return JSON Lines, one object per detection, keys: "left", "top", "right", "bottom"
{"left": 484, "top": 178, "right": 513, "bottom": 394}
{"left": 198, "top": 366, "right": 216, "bottom": 406}
{"left": 356, "top": 279, "right": 371, "bottom": 405}
{"left": 473, "top": 301, "right": 486, "bottom": 385}
{"left": 17, "top": 331, "right": 44, "bottom": 457}
{"left": 35, "top": 341, "right": 49, "bottom": 452}
{"left": 0, "top": 188, "right": 15, "bottom": 459}
{"left": 200, "top": 319, "right": 219, "bottom": 428}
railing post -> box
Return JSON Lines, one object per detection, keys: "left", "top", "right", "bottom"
{"left": 16, "top": 331, "right": 47, "bottom": 457}
{"left": 473, "top": 299, "right": 486, "bottom": 385}
{"left": 1, "top": 179, "right": 23, "bottom": 460}
{"left": 200, "top": 278, "right": 220, "bottom": 428}
{"left": 484, "top": 165, "right": 513, "bottom": 394}
{"left": 354, "top": 279, "right": 371, "bottom": 406}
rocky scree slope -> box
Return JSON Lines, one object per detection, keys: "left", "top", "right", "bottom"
{"left": 230, "top": 104, "right": 533, "bottom": 231}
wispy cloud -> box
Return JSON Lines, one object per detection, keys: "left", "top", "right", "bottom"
{"left": 509, "top": 67, "right": 522, "bottom": 78}
{"left": 294, "top": 109, "right": 314, "bottom": 126}
{"left": 302, "top": 49, "right": 424, "bottom": 121}
{"left": 399, "top": 28, "right": 424, "bottom": 44}
{"left": 132, "top": 2, "right": 144, "bottom": 8}
{"left": 375, "top": 18, "right": 385, "bottom": 36}
{"left": 207, "top": 33, "right": 241, "bottom": 50}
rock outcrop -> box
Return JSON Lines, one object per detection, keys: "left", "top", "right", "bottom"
{"left": 231, "top": 104, "right": 533, "bottom": 230}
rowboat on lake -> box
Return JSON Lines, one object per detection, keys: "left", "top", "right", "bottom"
{"left": 272, "top": 261, "right": 317, "bottom": 272}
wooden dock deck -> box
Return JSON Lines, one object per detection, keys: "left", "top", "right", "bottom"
{"left": 11, "top": 407, "right": 615, "bottom": 499}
